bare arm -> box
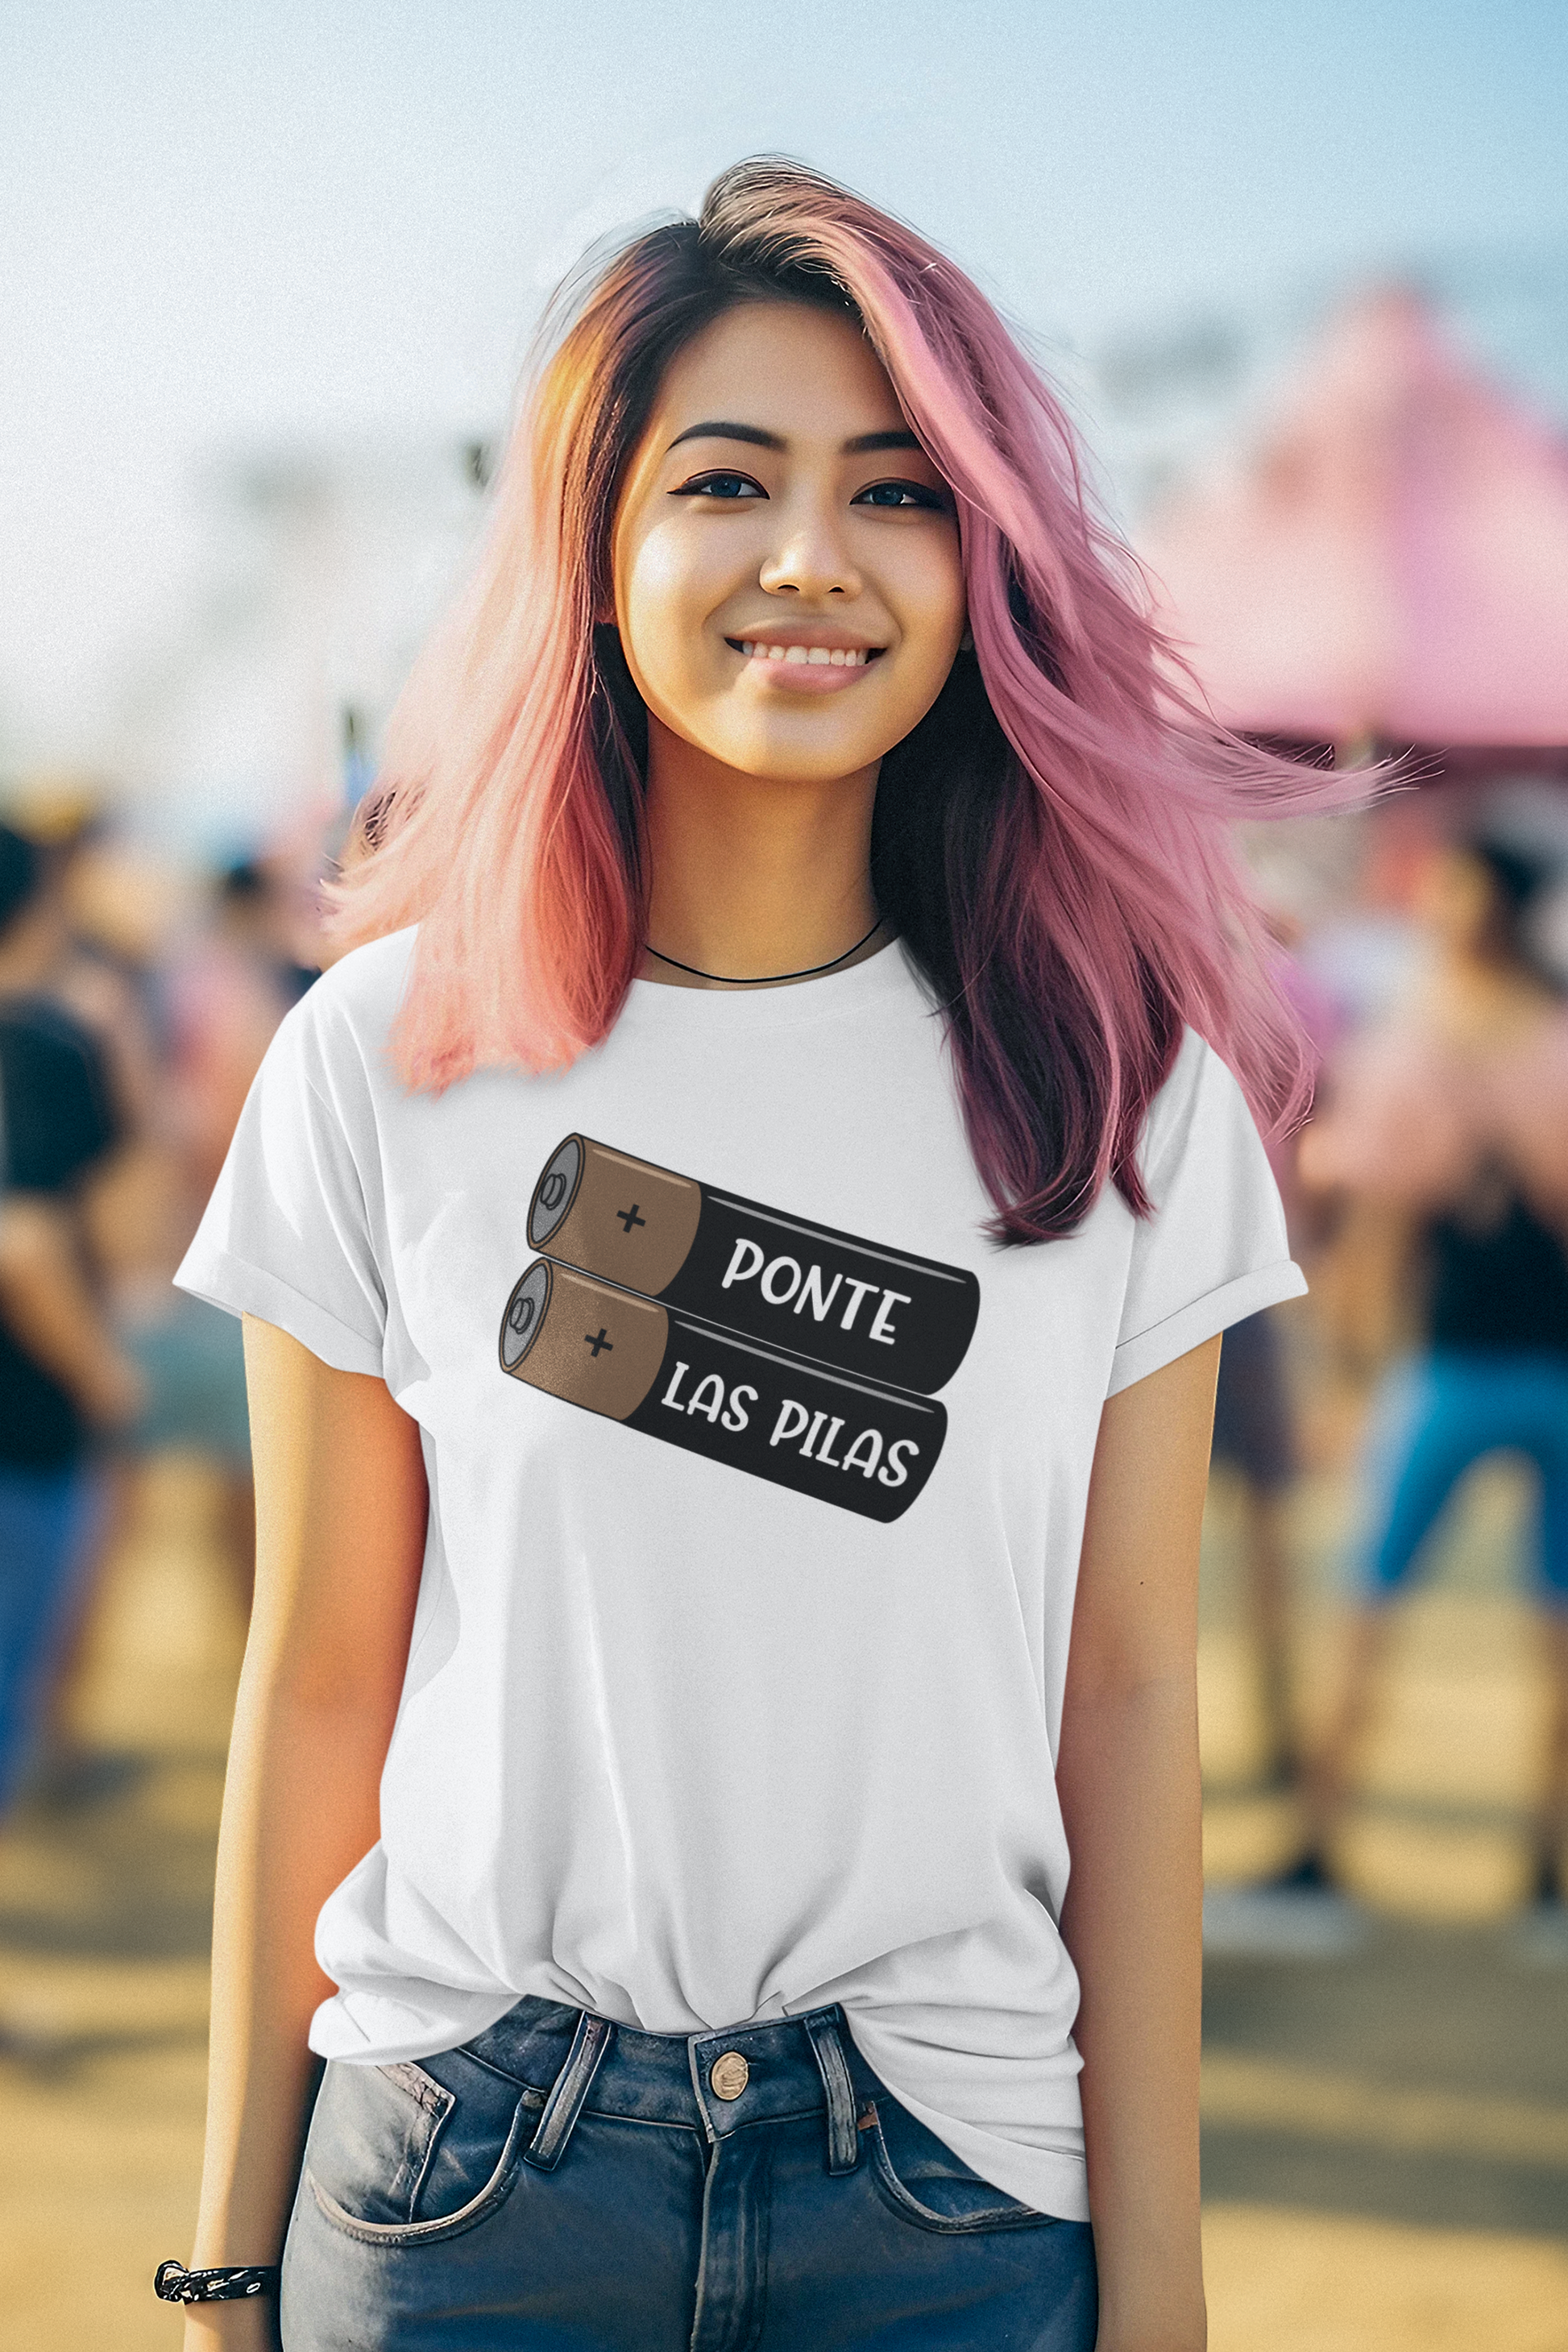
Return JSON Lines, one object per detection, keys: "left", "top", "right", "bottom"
{"left": 0, "top": 1193, "right": 144, "bottom": 1425}
{"left": 1057, "top": 1335, "right": 1219, "bottom": 2352}
{"left": 183, "top": 1316, "right": 427, "bottom": 2351}
{"left": 1306, "top": 1196, "right": 1418, "bottom": 1377}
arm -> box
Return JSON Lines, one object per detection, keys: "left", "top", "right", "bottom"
{"left": 1303, "top": 1196, "right": 1417, "bottom": 1379}
{"left": 0, "top": 1193, "right": 143, "bottom": 1425}
{"left": 1056, "top": 1335, "right": 1219, "bottom": 2352}
{"left": 183, "top": 1316, "right": 427, "bottom": 2352}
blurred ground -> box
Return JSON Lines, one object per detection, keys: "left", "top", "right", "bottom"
{"left": 2, "top": 1416, "right": 1566, "bottom": 2350}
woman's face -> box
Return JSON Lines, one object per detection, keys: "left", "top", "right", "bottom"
{"left": 611, "top": 301, "right": 966, "bottom": 787}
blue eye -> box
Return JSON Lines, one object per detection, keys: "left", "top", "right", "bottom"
{"left": 672, "top": 471, "right": 766, "bottom": 500}
{"left": 852, "top": 479, "right": 950, "bottom": 511}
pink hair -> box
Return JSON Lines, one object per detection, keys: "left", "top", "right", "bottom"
{"left": 334, "top": 159, "right": 1346, "bottom": 1242}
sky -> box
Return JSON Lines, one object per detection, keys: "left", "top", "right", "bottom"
{"left": 3, "top": 0, "right": 1566, "bottom": 798}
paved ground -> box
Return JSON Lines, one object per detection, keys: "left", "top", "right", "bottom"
{"left": 2, "top": 1447, "right": 1566, "bottom": 2350}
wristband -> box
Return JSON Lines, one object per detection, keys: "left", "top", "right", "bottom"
{"left": 153, "top": 2259, "right": 281, "bottom": 2304}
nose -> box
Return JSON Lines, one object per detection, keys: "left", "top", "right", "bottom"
{"left": 757, "top": 495, "right": 861, "bottom": 601}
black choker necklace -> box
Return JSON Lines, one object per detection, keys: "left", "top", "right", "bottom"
{"left": 643, "top": 919, "right": 884, "bottom": 987}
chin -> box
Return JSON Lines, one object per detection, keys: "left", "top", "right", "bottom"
{"left": 727, "top": 742, "right": 880, "bottom": 786}
{"left": 724, "top": 712, "right": 889, "bottom": 768}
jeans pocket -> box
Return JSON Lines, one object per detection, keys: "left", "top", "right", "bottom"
{"left": 303, "top": 2049, "right": 542, "bottom": 2246}
{"left": 863, "top": 2093, "right": 1052, "bottom": 2235}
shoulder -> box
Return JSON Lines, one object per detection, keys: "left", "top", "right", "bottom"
{"left": 280, "top": 930, "right": 418, "bottom": 1063}
{"left": 305, "top": 928, "right": 418, "bottom": 1029}
{"left": 245, "top": 931, "right": 420, "bottom": 1137}
{"left": 1141, "top": 1028, "right": 1249, "bottom": 1158}
{"left": 1128, "top": 1029, "right": 1282, "bottom": 1224}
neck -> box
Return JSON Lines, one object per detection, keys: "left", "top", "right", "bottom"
{"left": 639, "top": 717, "right": 881, "bottom": 987}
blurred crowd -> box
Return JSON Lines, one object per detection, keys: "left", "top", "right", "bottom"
{"left": 0, "top": 791, "right": 322, "bottom": 1817}
{"left": 2, "top": 774, "right": 1568, "bottom": 1946}
{"left": 1217, "top": 776, "right": 1568, "bottom": 1943}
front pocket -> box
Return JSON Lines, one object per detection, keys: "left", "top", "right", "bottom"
{"left": 863, "top": 2101, "right": 1052, "bottom": 2236}
{"left": 304, "top": 2051, "right": 544, "bottom": 2246}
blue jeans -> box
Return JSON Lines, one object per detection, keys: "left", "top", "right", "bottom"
{"left": 0, "top": 1464, "right": 94, "bottom": 1812}
{"left": 1358, "top": 1350, "right": 1568, "bottom": 1602}
{"left": 281, "top": 1998, "right": 1097, "bottom": 2350}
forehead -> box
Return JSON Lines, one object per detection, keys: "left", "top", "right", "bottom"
{"left": 649, "top": 300, "right": 906, "bottom": 442}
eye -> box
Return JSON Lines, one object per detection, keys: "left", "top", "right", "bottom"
{"left": 852, "top": 479, "right": 952, "bottom": 512}
{"left": 670, "top": 471, "right": 767, "bottom": 500}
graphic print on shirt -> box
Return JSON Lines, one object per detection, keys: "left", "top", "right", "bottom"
{"left": 497, "top": 1135, "right": 980, "bottom": 1524}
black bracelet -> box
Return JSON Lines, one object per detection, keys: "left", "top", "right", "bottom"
{"left": 154, "top": 2259, "right": 281, "bottom": 2304}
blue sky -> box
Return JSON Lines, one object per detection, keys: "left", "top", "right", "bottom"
{"left": 3, "top": 0, "right": 1565, "bottom": 778}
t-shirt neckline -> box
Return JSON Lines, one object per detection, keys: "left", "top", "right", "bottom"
{"left": 620, "top": 937, "right": 922, "bottom": 1035}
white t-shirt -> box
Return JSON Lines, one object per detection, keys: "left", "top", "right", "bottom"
{"left": 178, "top": 929, "right": 1303, "bottom": 2221}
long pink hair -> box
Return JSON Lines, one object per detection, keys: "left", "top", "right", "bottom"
{"left": 335, "top": 158, "right": 1343, "bottom": 1242}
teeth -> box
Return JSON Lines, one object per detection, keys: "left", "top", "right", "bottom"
{"left": 738, "top": 641, "right": 871, "bottom": 666}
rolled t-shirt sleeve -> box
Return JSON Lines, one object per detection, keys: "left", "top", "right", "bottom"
{"left": 176, "top": 983, "right": 388, "bottom": 1377}
{"left": 1107, "top": 1031, "right": 1306, "bottom": 1398}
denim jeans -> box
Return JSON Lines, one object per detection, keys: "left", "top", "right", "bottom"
{"left": 0, "top": 1464, "right": 94, "bottom": 1811}
{"left": 282, "top": 1997, "right": 1097, "bottom": 2350}
{"left": 1358, "top": 1350, "right": 1568, "bottom": 1599}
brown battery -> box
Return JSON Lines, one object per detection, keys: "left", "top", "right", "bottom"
{"left": 499, "top": 1257, "right": 666, "bottom": 1418}
{"left": 499, "top": 1259, "right": 946, "bottom": 1524}
{"left": 529, "top": 1136, "right": 702, "bottom": 1298}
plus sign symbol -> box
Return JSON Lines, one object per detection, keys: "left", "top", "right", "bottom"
{"left": 616, "top": 1203, "right": 646, "bottom": 1234}
{"left": 583, "top": 1328, "right": 614, "bottom": 1359}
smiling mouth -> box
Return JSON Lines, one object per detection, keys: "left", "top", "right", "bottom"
{"left": 727, "top": 639, "right": 884, "bottom": 668}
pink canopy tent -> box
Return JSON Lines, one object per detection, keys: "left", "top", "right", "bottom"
{"left": 1137, "top": 288, "right": 1568, "bottom": 749}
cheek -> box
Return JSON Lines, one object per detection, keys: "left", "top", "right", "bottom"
{"left": 618, "top": 525, "right": 727, "bottom": 697}
{"left": 884, "top": 540, "right": 966, "bottom": 685}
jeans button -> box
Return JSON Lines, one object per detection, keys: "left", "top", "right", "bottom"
{"left": 709, "top": 2051, "right": 749, "bottom": 2101}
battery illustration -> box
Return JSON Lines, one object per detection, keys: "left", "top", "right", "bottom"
{"left": 526, "top": 1135, "right": 978, "bottom": 1395}
{"left": 500, "top": 1258, "right": 945, "bottom": 1524}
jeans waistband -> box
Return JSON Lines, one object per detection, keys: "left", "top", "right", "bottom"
{"left": 462, "top": 1997, "right": 865, "bottom": 2176}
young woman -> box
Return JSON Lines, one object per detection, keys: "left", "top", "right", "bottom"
{"left": 164, "top": 161, "right": 1318, "bottom": 2352}
{"left": 1292, "top": 811, "right": 1568, "bottom": 1923}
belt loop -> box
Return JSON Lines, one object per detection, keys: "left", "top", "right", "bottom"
{"left": 523, "top": 2010, "right": 614, "bottom": 2172}
{"left": 803, "top": 2010, "right": 860, "bottom": 2176}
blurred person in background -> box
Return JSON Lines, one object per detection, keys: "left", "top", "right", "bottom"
{"left": 1290, "top": 799, "right": 1568, "bottom": 1933}
{"left": 2, "top": 794, "right": 189, "bottom": 1794}
{"left": 166, "top": 861, "right": 317, "bottom": 1209}
{"left": 2, "top": 783, "right": 170, "bottom": 1281}
{"left": 119, "top": 857, "right": 314, "bottom": 1617}
{"left": 0, "top": 824, "right": 143, "bottom": 1816}
{"left": 1210, "top": 1309, "right": 1301, "bottom": 1789}
{"left": 1209, "top": 928, "right": 1341, "bottom": 1793}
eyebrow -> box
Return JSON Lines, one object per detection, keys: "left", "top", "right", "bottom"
{"left": 666, "top": 421, "right": 923, "bottom": 457}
